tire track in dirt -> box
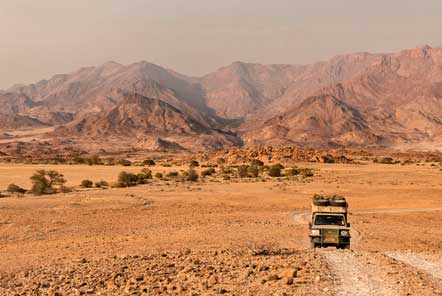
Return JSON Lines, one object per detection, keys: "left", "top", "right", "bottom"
{"left": 288, "top": 210, "right": 309, "bottom": 225}
{"left": 289, "top": 208, "right": 442, "bottom": 295}
{"left": 322, "top": 250, "right": 396, "bottom": 296}
{"left": 385, "top": 252, "right": 442, "bottom": 280}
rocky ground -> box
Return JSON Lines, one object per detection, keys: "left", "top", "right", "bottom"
{"left": 0, "top": 249, "right": 335, "bottom": 296}
{"left": 1, "top": 161, "right": 442, "bottom": 295}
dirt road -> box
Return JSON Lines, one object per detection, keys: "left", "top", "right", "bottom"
{"left": 291, "top": 208, "right": 442, "bottom": 295}
{"left": 323, "top": 251, "right": 396, "bottom": 296}
{"left": 385, "top": 252, "right": 442, "bottom": 280}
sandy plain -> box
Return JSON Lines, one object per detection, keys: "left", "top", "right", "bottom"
{"left": 0, "top": 162, "right": 442, "bottom": 295}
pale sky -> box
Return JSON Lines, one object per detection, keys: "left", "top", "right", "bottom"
{"left": 1, "top": 0, "right": 441, "bottom": 88}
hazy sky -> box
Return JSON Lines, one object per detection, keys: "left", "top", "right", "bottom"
{"left": 1, "top": 0, "right": 441, "bottom": 88}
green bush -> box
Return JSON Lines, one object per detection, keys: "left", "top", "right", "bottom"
{"left": 268, "top": 164, "right": 282, "bottom": 177}
{"left": 118, "top": 159, "right": 132, "bottom": 166}
{"left": 237, "top": 165, "right": 249, "bottom": 178}
{"left": 155, "top": 172, "right": 163, "bottom": 179}
{"left": 143, "top": 159, "right": 156, "bottom": 166}
{"left": 286, "top": 167, "right": 314, "bottom": 178}
{"left": 300, "top": 168, "right": 314, "bottom": 178}
{"left": 7, "top": 183, "right": 26, "bottom": 194}
{"left": 248, "top": 166, "right": 260, "bottom": 178}
{"left": 375, "top": 157, "right": 399, "bottom": 165}
{"left": 140, "top": 168, "right": 153, "bottom": 179}
{"left": 166, "top": 171, "right": 180, "bottom": 179}
{"left": 95, "top": 180, "right": 109, "bottom": 188}
{"left": 81, "top": 179, "right": 93, "bottom": 188}
{"left": 201, "top": 168, "right": 216, "bottom": 177}
{"left": 103, "top": 158, "right": 116, "bottom": 166}
{"left": 221, "top": 166, "right": 234, "bottom": 175}
{"left": 30, "top": 170, "right": 67, "bottom": 195}
{"left": 285, "top": 167, "right": 299, "bottom": 176}
{"left": 183, "top": 169, "right": 199, "bottom": 182}
{"left": 116, "top": 171, "right": 138, "bottom": 188}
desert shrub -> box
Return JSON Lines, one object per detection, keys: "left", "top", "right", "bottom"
{"left": 7, "top": 183, "right": 26, "bottom": 194}
{"left": 190, "top": 160, "right": 200, "bottom": 168}
{"left": 135, "top": 169, "right": 154, "bottom": 184}
{"left": 321, "top": 154, "right": 336, "bottom": 164}
{"left": 166, "top": 171, "right": 180, "bottom": 179}
{"left": 143, "top": 159, "right": 156, "bottom": 166}
{"left": 250, "top": 159, "right": 264, "bottom": 167}
{"left": 48, "top": 158, "right": 65, "bottom": 165}
{"left": 81, "top": 179, "right": 93, "bottom": 188}
{"left": 135, "top": 173, "right": 147, "bottom": 184}
{"left": 103, "top": 158, "right": 116, "bottom": 166}
{"left": 182, "top": 169, "right": 199, "bottom": 182}
{"left": 155, "top": 172, "right": 163, "bottom": 179}
{"left": 286, "top": 167, "right": 314, "bottom": 177}
{"left": 140, "top": 168, "right": 153, "bottom": 179}
{"left": 30, "top": 170, "right": 67, "bottom": 195}
{"left": 118, "top": 159, "right": 132, "bottom": 166}
{"left": 300, "top": 168, "right": 314, "bottom": 177}
{"left": 248, "top": 166, "right": 260, "bottom": 178}
{"left": 87, "top": 155, "right": 104, "bottom": 165}
{"left": 201, "top": 167, "right": 216, "bottom": 177}
{"left": 221, "top": 166, "right": 234, "bottom": 175}
{"left": 268, "top": 164, "right": 282, "bottom": 177}
{"left": 95, "top": 180, "right": 109, "bottom": 188}
{"left": 285, "top": 167, "right": 299, "bottom": 176}
{"left": 72, "top": 156, "right": 86, "bottom": 164}
{"left": 116, "top": 171, "right": 138, "bottom": 188}
{"left": 162, "top": 163, "right": 172, "bottom": 167}
{"left": 375, "top": 157, "right": 399, "bottom": 165}
{"left": 237, "top": 165, "right": 250, "bottom": 178}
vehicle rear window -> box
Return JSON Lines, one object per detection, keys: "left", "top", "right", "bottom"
{"left": 314, "top": 215, "right": 345, "bottom": 226}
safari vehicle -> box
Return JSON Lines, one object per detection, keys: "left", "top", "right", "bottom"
{"left": 309, "top": 195, "right": 351, "bottom": 249}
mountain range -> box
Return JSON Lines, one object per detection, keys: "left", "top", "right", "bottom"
{"left": 1, "top": 45, "right": 442, "bottom": 151}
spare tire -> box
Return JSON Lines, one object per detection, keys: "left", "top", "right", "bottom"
{"left": 330, "top": 196, "right": 347, "bottom": 207}
{"left": 313, "top": 195, "right": 329, "bottom": 206}
{"left": 313, "top": 199, "right": 329, "bottom": 206}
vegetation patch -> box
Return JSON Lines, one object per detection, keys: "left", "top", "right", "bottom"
{"left": 30, "top": 170, "right": 67, "bottom": 195}
{"left": 7, "top": 183, "right": 26, "bottom": 194}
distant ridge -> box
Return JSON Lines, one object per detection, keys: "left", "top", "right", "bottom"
{"left": 1, "top": 45, "right": 442, "bottom": 151}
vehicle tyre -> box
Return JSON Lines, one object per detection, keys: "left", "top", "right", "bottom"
{"left": 313, "top": 199, "right": 329, "bottom": 206}
{"left": 329, "top": 198, "right": 347, "bottom": 207}
{"left": 312, "top": 194, "right": 329, "bottom": 206}
{"left": 310, "top": 241, "right": 316, "bottom": 249}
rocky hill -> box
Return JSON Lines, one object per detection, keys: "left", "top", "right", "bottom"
{"left": 1, "top": 45, "right": 442, "bottom": 151}
{"left": 54, "top": 92, "right": 241, "bottom": 151}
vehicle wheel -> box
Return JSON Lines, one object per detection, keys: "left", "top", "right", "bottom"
{"left": 329, "top": 200, "right": 347, "bottom": 207}
{"left": 313, "top": 199, "right": 329, "bottom": 206}
{"left": 310, "top": 242, "right": 316, "bottom": 249}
